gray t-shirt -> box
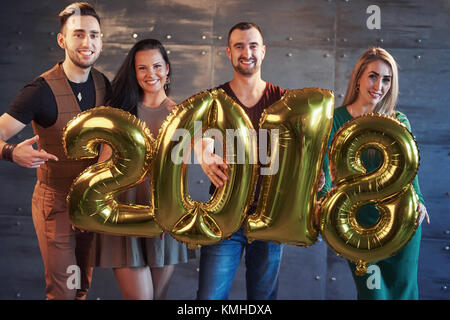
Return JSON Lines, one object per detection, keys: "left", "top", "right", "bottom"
{"left": 137, "top": 97, "right": 176, "bottom": 138}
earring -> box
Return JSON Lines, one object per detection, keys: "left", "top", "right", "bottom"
{"left": 164, "top": 76, "right": 170, "bottom": 91}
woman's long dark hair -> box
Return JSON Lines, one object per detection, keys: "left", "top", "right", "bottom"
{"left": 107, "top": 39, "right": 171, "bottom": 115}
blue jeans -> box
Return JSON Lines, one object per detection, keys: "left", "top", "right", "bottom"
{"left": 197, "top": 226, "right": 283, "bottom": 300}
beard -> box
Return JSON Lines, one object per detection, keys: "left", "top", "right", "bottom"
{"left": 233, "top": 57, "right": 259, "bottom": 76}
{"left": 66, "top": 49, "right": 99, "bottom": 69}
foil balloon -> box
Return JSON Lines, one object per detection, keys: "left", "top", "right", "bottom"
{"left": 152, "top": 89, "right": 258, "bottom": 248}
{"left": 63, "top": 106, "right": 162, "bottom": 237}
{"left": 245, "top": 88, "right": 334, "bottom": 245}
{"left": 318, "top": 113, "right": 419, "bottom": 275}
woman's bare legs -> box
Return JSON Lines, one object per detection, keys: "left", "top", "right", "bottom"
{"left": 113, "top": 266, "right": 153, "bottom": 300}
{"left": 151, "top": 265, "right": 175, "bottom": 300}
{"left": 113, "top": 265, "right": 175, "bottom": 300}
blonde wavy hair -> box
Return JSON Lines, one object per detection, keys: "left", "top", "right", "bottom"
{"left": 342, "top": 47, "right": 399, "bottom": 116}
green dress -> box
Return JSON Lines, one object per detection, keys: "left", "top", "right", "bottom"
{"left": 320, "top": 106, "right": 424, "bottom": 300}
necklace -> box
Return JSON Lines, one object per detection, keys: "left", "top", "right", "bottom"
{"left": 77, "top": 92, "right": 82, "bottom": 102}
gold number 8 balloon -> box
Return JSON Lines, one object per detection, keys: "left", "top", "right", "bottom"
{"left": 318, "top": 114, "right": 420, "bottom": 275}
{"left": 63, "top": 106, "right": 162, "bottom": 237}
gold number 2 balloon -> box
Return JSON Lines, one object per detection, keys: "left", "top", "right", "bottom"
{"left": 245, "top": 88, "right": 334, "bottom": 246}
{"left": 63, "top": 106, "right": 162, "bottom": 237}
{"left": 318, "top": 114, "right": 419, "bottom": 275}
{"left": 152, "top": 89, "right": 258, "bottom": 248}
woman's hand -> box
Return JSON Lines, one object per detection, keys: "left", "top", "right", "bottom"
{"left": 417, "top": 202, "right": 430, "bottom": 226}
{"left": 98, "top": 144, "right": 113, "bottom": 163}
{"left": 317, "top": 169, "right": 325, "bottom": 191}
{"left": 314, "top": 205, "right": 320, "bottom": 228}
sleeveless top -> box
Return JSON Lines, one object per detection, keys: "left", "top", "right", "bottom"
{"left": 32, "top": 63, "right": 106, "bottom": 193}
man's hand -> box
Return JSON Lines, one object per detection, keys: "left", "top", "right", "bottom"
{"left": 194, "top": 137, "right": 229, "bottom": 188}
{"left": 12, "top": 135, "right": 58, "bottom": 168}
{"left": 72, "top": 224, "right": 88, "bottom": 233}
{"left": 200, "top": 152, "right": 229, "bottom": 188}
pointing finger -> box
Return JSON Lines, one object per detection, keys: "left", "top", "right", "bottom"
{"left": 33, "top": 150, "right": 58, "bottom": 161}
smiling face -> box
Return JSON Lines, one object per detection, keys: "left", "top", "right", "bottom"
{"left": 227, "top": 27, "right": 266, "bottom": 77}
{"left": 57, "top": 15, "right": 102, "bottom": 69}
{"left": 135, "top": 49, "right": 169, "bottom": 96}
{"left": 357, "top": 60, "right": 392, "bottom": 108}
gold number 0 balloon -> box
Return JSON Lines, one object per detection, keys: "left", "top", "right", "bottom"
{"left": 245, "top": 88, "right": 334, "bottom": 246}
{"left": 63, "top": 106, "right": 162, "bottom": 237}
{"left": 318, "top": 114, "right": 419, "bottom": 275}
{"left": 152, "top": 89, "right": 258, "bottom": 248}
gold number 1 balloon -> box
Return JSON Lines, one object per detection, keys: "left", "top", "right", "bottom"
{"left": 245, "top": 88, "right": 334, "bottom": 245}
{"left": 63, "top": 106, "right": 162, "bottom": 237}
{"left": 152, "top": 89, "right": 258, "bottom": 248}
{"left": 318, "top": 114, "right": 419, "bottom": 275}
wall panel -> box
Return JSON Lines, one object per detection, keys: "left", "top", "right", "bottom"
{"left": 0, "top": 0, "right": 448, "bottom": 300}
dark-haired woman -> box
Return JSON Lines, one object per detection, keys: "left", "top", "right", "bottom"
{"left": 93, "top": 39, "right": 194, "bottom": 300}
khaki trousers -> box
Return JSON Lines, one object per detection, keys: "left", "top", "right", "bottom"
{"left": 31, "top": 182, "right": 93, "bottom": 300}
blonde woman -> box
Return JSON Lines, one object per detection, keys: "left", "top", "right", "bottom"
{"left": 320, "top": 47, "right": 430, "bottom": 299}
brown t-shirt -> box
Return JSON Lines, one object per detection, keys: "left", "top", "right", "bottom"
{"left": 219, "top": 81, "right": 285, "bottom": 130}
{"left": 212, "top": 82, "right": 285, "bottom": 210}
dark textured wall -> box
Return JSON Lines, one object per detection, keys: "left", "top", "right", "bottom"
{"left": 0, "top": 0, "right": 449, "bottom": 300}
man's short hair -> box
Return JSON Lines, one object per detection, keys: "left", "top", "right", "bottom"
{"left": 59, "top": 2, "right": 100, "bottom": 32}
{"left": 227, "top": 22, "right": 264, "bottom": 45}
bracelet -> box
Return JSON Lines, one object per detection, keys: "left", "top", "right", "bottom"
{"left": 1, "top": 143, "right": 17, "bottom": 162}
